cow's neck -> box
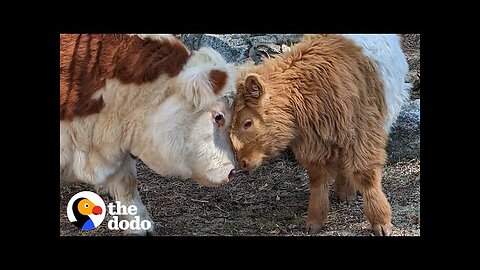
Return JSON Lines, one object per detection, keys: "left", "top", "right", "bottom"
{"left": 124, "top": 94, "right": 195, "bottom": 179}
{"left": 88, "top": 77, "right": 175, "bottom": 160}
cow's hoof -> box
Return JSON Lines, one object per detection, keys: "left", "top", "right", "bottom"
{"left": 147, "top": 229, "right": 159, "bottom": 236}
{"left": 372, "top": 223, "right": 393, "bottom": 236}
{"left": 306, "top": 224, "right": 323, "bottom": 235}
{"left": 123, "top": 229, "right": 147, "bottom": 236}
{"left": 96, "top": 186, "right": 109, "bottom": 197}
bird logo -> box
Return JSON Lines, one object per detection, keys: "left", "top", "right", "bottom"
{"left": 67, "top": 191, "right": 106, "bottom": 231}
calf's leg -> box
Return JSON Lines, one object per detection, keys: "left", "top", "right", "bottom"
{"left": 352, "top": 166, "right": 392, "bottom": 236}
{"left": 334, "top": 168, "right": 357, "bottom": 203}
{"left": 304, "top": 163, "right": 331, "bottom": 235}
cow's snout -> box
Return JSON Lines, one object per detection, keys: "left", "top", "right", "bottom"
{"left": 228, "top": 169, "right": 236, "bottom": 181}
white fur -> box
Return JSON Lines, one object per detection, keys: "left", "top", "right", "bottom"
{"left": 342, "top": 34, "right": 411, "bottom": 133}
{"left": 91, "top": 90, "right": 103, "bottom": 101}
{"left": 131, "top": 94, "right": 235, "bottom": 185}
{"left": 60, "top": 42, "right": 237, "bottom": 235}
{"left": 177, "top": 47, "right": 236, "bottom": 113}
{"left": 61, "top": 72, "right": 235, "bottom": 186}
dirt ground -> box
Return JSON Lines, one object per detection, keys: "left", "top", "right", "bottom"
{"left": 59, "top": 34, "right": 420, "bottom": 236}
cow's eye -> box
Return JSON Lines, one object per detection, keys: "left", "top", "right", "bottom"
{"left": 214, "top": 112, "right": 224, "bottom": 123}
{"left": 213, "top": 112, "right": 226, "bottom": 127}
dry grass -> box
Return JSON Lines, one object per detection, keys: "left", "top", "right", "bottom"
{"left": 60, "top": 153, "right": 420, "bottom": 236}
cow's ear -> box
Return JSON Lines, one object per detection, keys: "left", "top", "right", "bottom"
{"left": 245, "top": 74, "right": 263, "bottom": 98}
{"left": 209, "top": 70, "right": 228, "bottom": 95}
{"left": 178, "top": 66, "right": 230, "bottom": 112}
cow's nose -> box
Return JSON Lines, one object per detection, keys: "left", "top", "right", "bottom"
{"left": 228, "top": 169, "right": 236, "bottom": 181}
{"left": 240, "top": 158, "right": 249, "bottom": 170}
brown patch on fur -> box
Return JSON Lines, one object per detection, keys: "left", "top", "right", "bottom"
{"left": 231, "top": 34, "right": 391, "bottom": 235}
{"left": 60, "top": 34, "right": 190, "bottom": 120}
{"left": 209, "top": 70, "right": 227, "bottom": 94}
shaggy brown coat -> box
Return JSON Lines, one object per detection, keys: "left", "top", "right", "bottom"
{"left": 230, "top": 34, "right": 392, "bottom": 236}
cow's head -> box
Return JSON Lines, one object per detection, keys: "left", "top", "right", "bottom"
{"left": 133, "top": 47, "right": 237, "bottom": 187}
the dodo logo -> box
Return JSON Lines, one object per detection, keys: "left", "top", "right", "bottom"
{"left": 67, "top": 191, "right": 106, "bottom": 230}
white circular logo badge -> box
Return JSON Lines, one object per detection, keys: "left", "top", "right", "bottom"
{"left": 67, "top": 191, "right": 106, "bottom": 230}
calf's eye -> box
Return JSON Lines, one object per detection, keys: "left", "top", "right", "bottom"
{"left": 244, "top": 119, "right": 253, "bottom": 129}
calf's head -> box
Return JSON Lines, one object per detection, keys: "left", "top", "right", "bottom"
{"left": 132, "top": 47, "right": 237, "bottom": 187}
{"left": 230, "top": 71, "right": 295, "bottom": 172}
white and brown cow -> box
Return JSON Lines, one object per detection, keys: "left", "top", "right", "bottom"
{"left": 60, "top": 34, "right": 237, "bottom": 235}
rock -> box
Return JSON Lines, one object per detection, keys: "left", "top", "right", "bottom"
{"left": 249, "top": 43, "right": 282, "bottom": 64}
{"left": 408, "top": 72, "right": 420, "bottom": 100}
{"left": 249, "top": 34, "right": 303, "bottom": 47}
{"left": 180, "top": 34, "right": 304, "bottom": 64}
{"left": 180, "top": 34, "right": 251, "bottom": 63}
{"left": 275, "top": 34, "right": 303, "bottom": 45}
{"left": 248, "top": 34, "right": 303, "bottom": 64}
{"left": 406, "top": 51, "right": 420, "bottom": 99}
{"left": 402, "top": 34, "right": 420, "bottom": 99}
{"left": 387, "top": 99, "right": 420, "bottom": 163}
{"left": 249, "top": 35, "right": 278, "bottom": 45}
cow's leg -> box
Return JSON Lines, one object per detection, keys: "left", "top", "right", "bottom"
{"left": 352, "top": 166, "right": 392, "bottom": 236}
{"left": 104, "top": 157, "right": 156, "bottom": 236}
{"left": 304, "top": 163, "right": 331, "bottom": 235}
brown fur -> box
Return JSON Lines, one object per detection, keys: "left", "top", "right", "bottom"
{"left": 231, "top": 34, "right": 393, "bottom": 236}
{"left": 210, "top": 69, "right": 228, "bottom": 94}
{"left": 60, "top": 34, "right": 190, "bottom": 121}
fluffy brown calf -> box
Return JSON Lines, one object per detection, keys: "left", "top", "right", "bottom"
{"left": 230, "top": 34, "right": 410, "bottom": 236}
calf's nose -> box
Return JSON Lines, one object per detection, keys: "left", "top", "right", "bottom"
{"left": 240, "top": 158, "right": 249, "bottom": 170}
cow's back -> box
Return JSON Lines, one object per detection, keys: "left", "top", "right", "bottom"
{"left": 60, "top": 34, "right": 109, "bottom": 120}
{"left": 60, "top": 34, "right": 190, "bottom": 121}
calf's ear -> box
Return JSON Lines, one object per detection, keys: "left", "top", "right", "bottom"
{"left": 245, "top": 74, "right": 263, "bottom": 98}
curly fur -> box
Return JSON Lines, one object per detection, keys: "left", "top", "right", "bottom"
{"left": 231, "top": 34, "right": 410, "bottom": 236}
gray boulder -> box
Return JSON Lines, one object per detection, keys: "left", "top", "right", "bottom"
{"left": 402, "top": 34, "right": 420, "bottom": 99}
{"left": 387, "top": 99, "right": 420, "bottom": 164}
{"left": 247, "top": 34, "right": 303, "bottom": 64}
{"left": 180, "top": 34, "right": 304, "bottom": 64}
{"left": 180, "top": 34, "right": 251, "bottom": 63}
{"left": 248, "top": 34, "right": 303, "bottom": 46}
